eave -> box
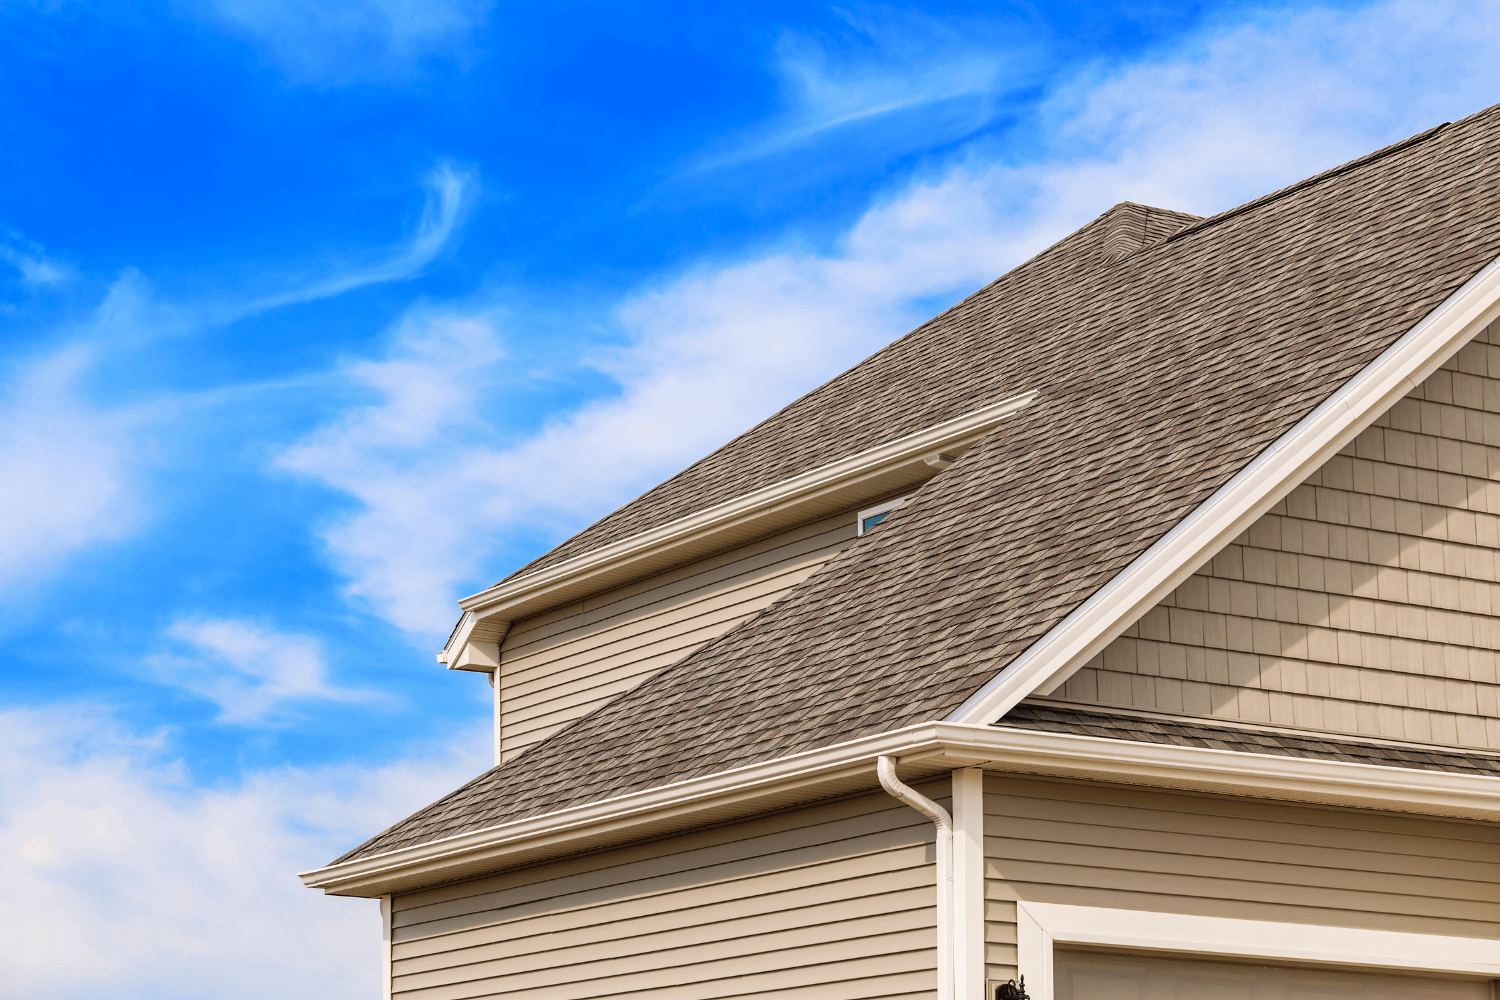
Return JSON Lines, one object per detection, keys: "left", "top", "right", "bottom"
{"left": 440, "top": 391, "right": 1038, "bottom": 668}
{"left": 299, "top": 723, "right": 1500, "bottom": 898}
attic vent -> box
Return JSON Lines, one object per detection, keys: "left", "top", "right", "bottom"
{"left": 1101, "top": 222, "right": 1141, "bottom": 262}
{"left": 857, "top": 497, "right": 908, "bottom": 535}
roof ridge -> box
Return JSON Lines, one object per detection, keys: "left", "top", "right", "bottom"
{"left": 1163, "top": 121, "right": 1451, "bottom": 246}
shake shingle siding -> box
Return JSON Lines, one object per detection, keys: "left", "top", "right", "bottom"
{"left": 335, "top": 106, "right": 1500, "bottom": 866}
{"left": 1057, "top": 326, "right": 1500, "bottom": 747}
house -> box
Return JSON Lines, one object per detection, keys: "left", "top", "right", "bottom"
{"left": 299, "top": 105, "right": 1500, "bottom": 1000}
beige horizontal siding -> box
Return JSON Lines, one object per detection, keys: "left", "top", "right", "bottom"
{"left": 982, "top": 774, "right": 1500, "bottom": 984}
{"left": 391, "top": 786, "right": 940, "bottom": 1000}
{"left": 1057, "top": 323, "right": 1500, "bottom": 748}
{"left": 498, "top": 511, "right": 856, "bottom": 761}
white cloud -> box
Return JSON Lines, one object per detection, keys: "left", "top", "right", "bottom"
{"left": 276, "top": 308, "right": 508, "bottom": 632}
{"left": 280, "top": 0, "right": 1500, "bottom": 639}
{"left": 207, "top": 0, "right": 492, "bottom": 83}
{"left": 0, "top": 345, "right": 144, "bottom": 595}
{"left": 0, "top": 703, "right": 487, "bottom": 999}
{"left": 0, "top": 229, "right": 70, "bottom": 286}
{"left": 276, "top": 189, "right": 1018, "bottom": 635}
{"left": 152, "top": 619, "right": 377, "bottom": 723}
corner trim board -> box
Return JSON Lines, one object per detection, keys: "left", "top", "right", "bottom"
{"left": 948, "top": 250, "right": 1500, "bottom": 725}
{"left": 380, "top": 893, "right": 393, "bottom": 1000}
{"left": 952, "top": 767, "right": 986, "bottom": 1000}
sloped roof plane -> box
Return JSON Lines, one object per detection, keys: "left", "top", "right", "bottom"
{"left": 321, "top": 104, "right": 1500, "bottom": 872}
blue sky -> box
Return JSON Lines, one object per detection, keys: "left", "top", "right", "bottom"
{"left": 5, "top": 0, "right": 1500, "bottom": 995}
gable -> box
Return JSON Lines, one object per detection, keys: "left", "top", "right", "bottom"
{"left": 496, "top": 507, "right": 859, "bottom": 762}
{"left": 1048, "top": 324, "right": 1500, "bottom": 748}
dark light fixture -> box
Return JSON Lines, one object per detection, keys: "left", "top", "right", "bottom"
{"left": 996, "top": 976, "right": 1030, "bottom": 1000}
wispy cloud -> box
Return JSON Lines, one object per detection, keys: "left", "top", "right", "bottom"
{"left": 206, "top": 0, "right": 493, "bottom": 84}
{"left": 0, "top": 229, "right": 70, "bottom": 287}
{"left": 152, "top": 619, "right": 377, "bottom": 723}
{"left": 0, "top": 703, "right": 485, "bottom": 998}
{"left": 279, "top": 0, "right": 1500, "bottom": 641}
{"left": 688, "top": 7, "right": 1046, "bottom": 174}
{"left": 244, "top": 161, "right": 478, "bottom": 314}
{"left": 0, "top": 159, "right": 473, "bottom": 602}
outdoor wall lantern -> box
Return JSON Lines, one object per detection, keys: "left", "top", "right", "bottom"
{"left": 996, "top": 976, "right": 1030, "bottom": 1000}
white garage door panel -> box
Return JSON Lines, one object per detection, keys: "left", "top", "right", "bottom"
{"left": 1057, "top": 949, "right": 1494, "bottom": 1000}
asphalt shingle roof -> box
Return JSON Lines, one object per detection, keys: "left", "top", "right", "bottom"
{"left": 334, "top": 105, "right": 1500, "bottom": 865}
{"left": 1000, "top": 703, "right": 1500, "bottom": 776}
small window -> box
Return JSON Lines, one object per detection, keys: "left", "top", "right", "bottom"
{"left": 857, "top": 497, "right": 908, "bottom": 536}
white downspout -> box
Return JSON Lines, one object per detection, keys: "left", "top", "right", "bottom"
{"left": 879, "top": 755, "right": 953, "bottom": 1000}
{"left": 488, "top": 669, "right": 501, "bottom": 766}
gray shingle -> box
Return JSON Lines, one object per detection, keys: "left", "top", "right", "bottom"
{"left": 999, "top": 703, "right": 1500, "bottom": 776}
{"left": 333, "top": 106, "right": 1500, "bottom": 866}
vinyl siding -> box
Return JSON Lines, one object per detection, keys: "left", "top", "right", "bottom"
{"left": 982, "top": 774, "right": 1500, "bottom": 984}
{"left": 1055, "top": 323, "right": 1500, "bottom": 748}
{"left": 498, "top": 511, "right": 856, "bottom": 762}
{"left": 389, "top": 787, "right": 940, "bottom": 1000}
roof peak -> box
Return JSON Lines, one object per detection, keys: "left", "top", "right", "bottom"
{"left": 1093, "top": 201, "right": 1202, "bottom": 262}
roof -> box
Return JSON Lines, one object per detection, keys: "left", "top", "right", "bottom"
{"left": 999, "top": 703, "right": 1500, "bottom": 777}
{"left": 498, "top": 199, "right": 1204, "bottom": 588}
{"left": 335, "top": 105, "right": 1500, "bottom": 866}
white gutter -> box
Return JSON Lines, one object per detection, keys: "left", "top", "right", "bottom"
{"left": 949, "top": 251, "right": 1500, "bottom": 725}
{"left": 879, "top": 755, "right": 954, "bottom": 1000}
{"left": 440, "top": 392, "right": 1037, "bottom": 666}
{"left": 301, "top": 721, "right": 1500, "bottom": 898}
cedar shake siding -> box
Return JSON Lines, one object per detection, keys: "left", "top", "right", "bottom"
{"left": 496, "top": 509, "right": 857, "bottom": 763}
{"left": 387, "top": 787, "right": 941, "bottom": 1000}
{"left": 1054, "top": 322, "right": 1500, "bottom": 748}
{"left": 981, "top": 775, "right": 1500, "bottom": 984}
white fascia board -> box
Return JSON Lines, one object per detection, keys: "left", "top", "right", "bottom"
{"left": 299, "top": 722, "right": 1500, "bottom": 898}
{"left": 441, "top": 392, "right": 1037, "bottom": 662}
{"left": 299, "top": 722, "right": 954, "bottom": 897}
{"left": 948, "top": 253, "right": 1500, "bottom": 726}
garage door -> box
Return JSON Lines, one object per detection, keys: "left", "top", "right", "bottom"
{"left": 1056, "top": 948, "right": 1494, "bottom": 1000}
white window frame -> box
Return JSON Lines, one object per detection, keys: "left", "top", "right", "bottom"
{"left": 857, "top": 496, "right": 909, "bottom": 536}
{"left": 1015, "top": 902, "right": 1500, "bottom": 1000}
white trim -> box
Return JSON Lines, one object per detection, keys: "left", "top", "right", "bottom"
{"left": 857, "top": 495, "right": 909, "bottom": 535}
{"left": 950, "top": 253, "right": 1500, "bottom": 725}
{"left": 440, "top": 392, "right": 1036, "bottom": 664}
{"left": 379, "top": 894, "right": 393, "bottom": 1000}
{"left": 300, "top": 722, "right": 1500, "bottom": 897}
{"left": 1016, "top": 901, "right": 1500, "bottom": 1000}
{"left": 952, "top": 768, "right": 987, "bottom": 1000}
{"left": 449, "top": 639, "right": 499, "bottom": 674}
